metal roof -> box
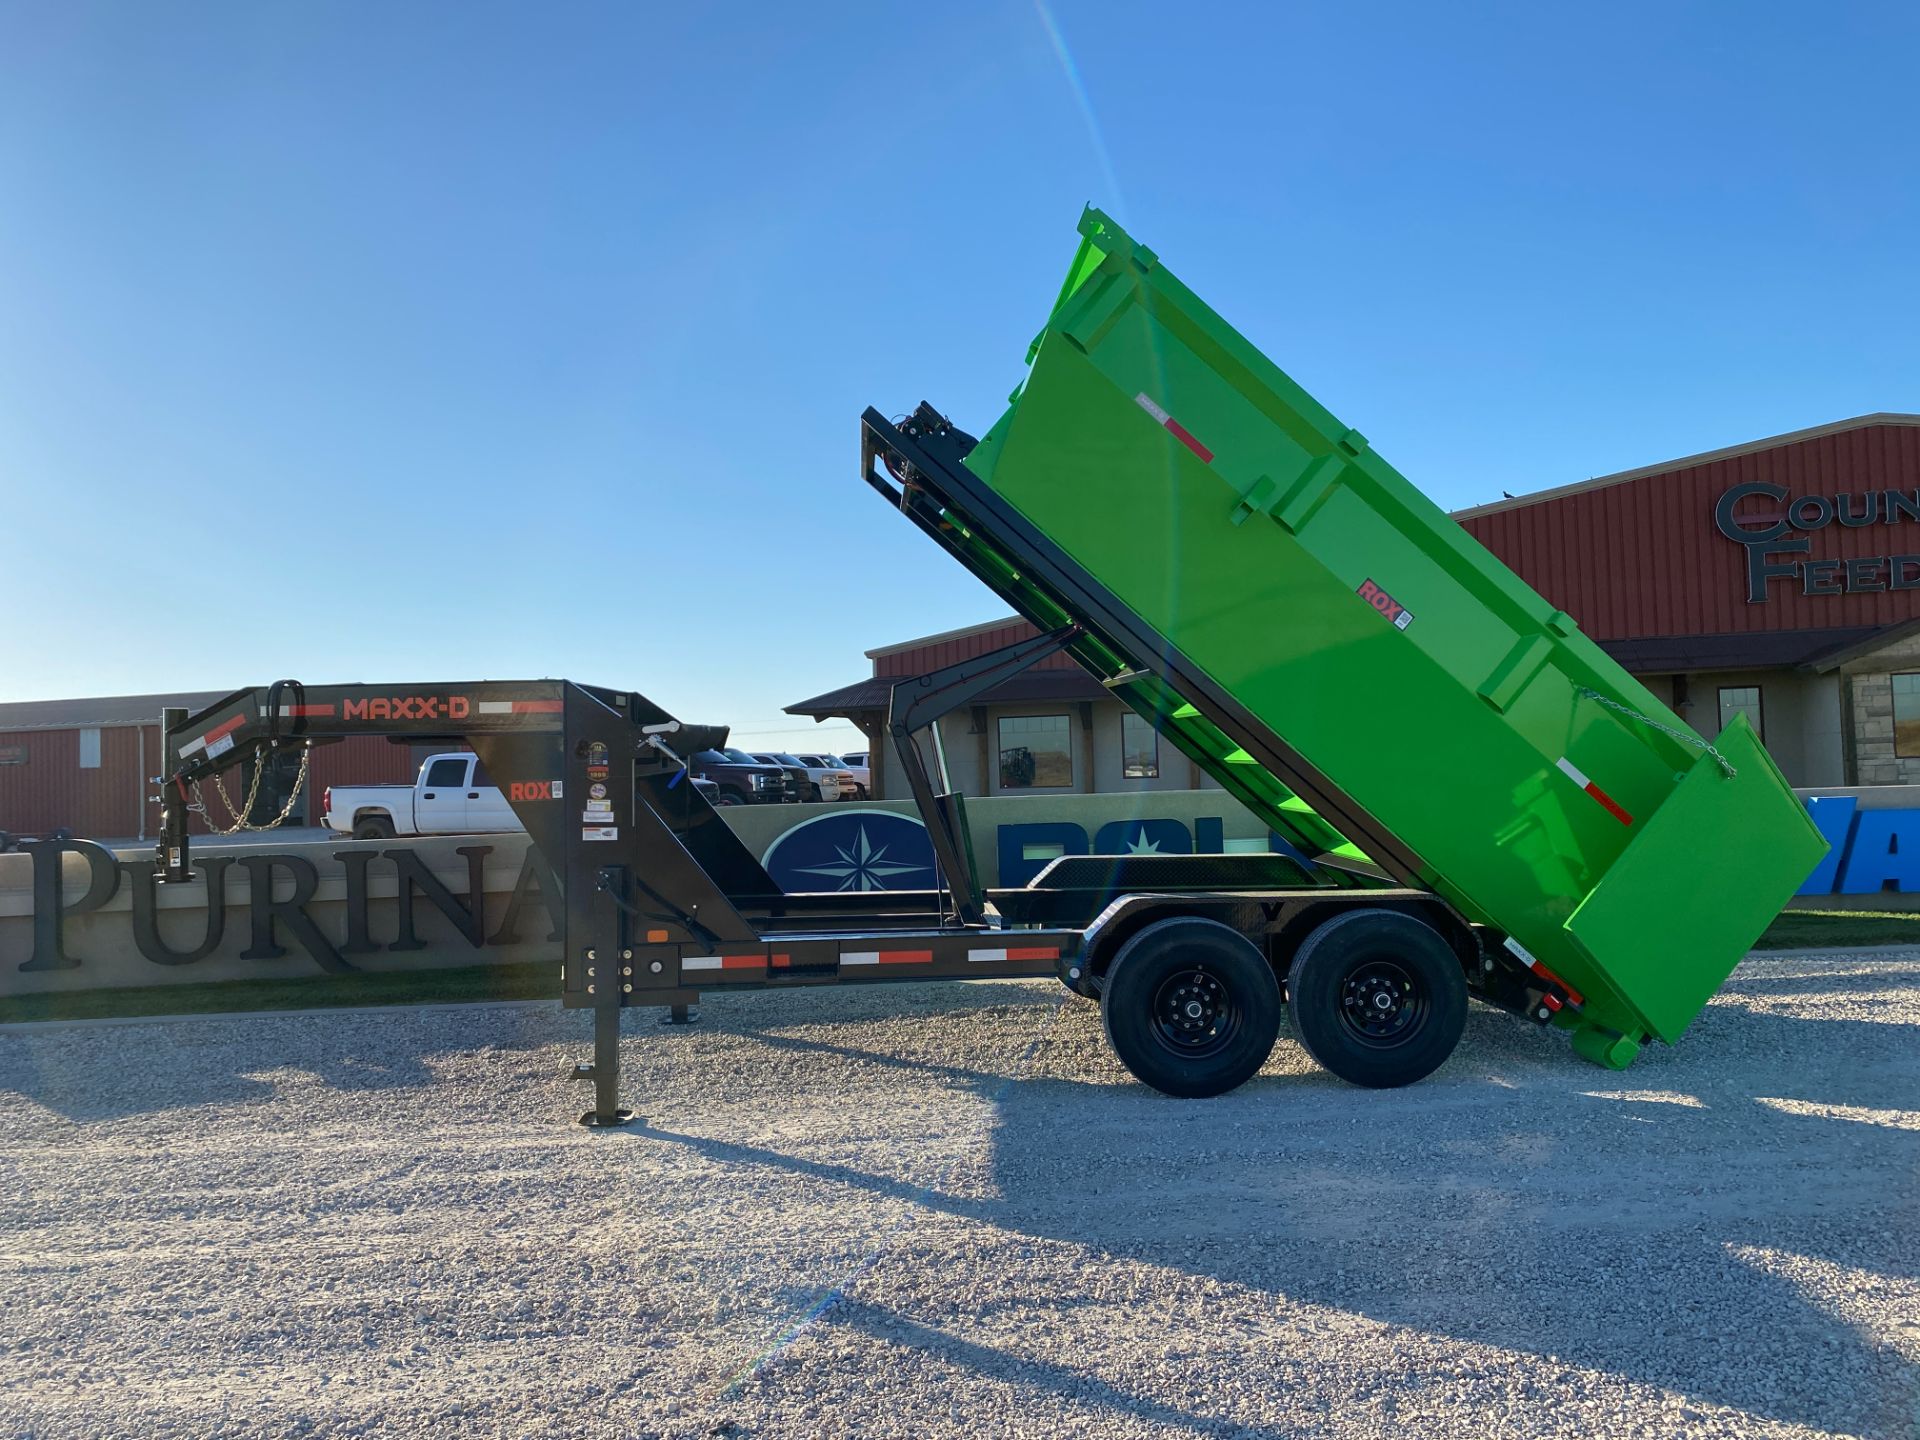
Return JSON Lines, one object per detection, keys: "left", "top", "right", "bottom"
{"left": 1458, "top": 420, "right": 1920, "bottom": 643}
{"left": 865, "top": 616, "right": 1025, "bottom": 659}
{"left": 1596, "top": 629, "right": 1881, "bottom": 674}
{"left": 787, "top": 668, "right": 1112, "bottom": 718}
{"left": 0, "top": 690, "right": 230, "bottom": 733}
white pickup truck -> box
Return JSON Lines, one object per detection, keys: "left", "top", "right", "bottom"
{"left": 323, "top": 753, "right": 518, "bottom": 839}
{"left": 325, "top": 751, "right": 721, "bottom": 838}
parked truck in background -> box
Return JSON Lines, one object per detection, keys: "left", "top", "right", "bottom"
{"left": 689, "top": 748, "right": 803, "bottom": 806}
{"left": 751, "top": 751, "right": 856, "bottom": 801}
{"left": 324, "top": 752, "right": 719, "bottom": 836}
{"left": 324, "top": 753, "right": 515, "bottom": 839}
{"left": 796, "top": 751, "right": 868, "bottom": 798}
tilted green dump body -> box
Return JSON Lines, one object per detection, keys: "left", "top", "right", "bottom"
{"left": 956, "top": 208, "right": 1826, "bottom": 1062}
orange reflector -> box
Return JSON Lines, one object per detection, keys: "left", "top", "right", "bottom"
{"left": 646, "top": 929, "right": 669, "bottom": 943}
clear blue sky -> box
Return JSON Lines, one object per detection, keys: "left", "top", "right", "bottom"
{"left": 3, "top": 2, "right": 1916, "bottom": 749}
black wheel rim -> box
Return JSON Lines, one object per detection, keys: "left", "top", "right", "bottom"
{"left": 1149, "top": 967, "right": 1242, "bottom": 1059}
{"left": 1338, "top": 958, "right": 1429, "bottom": 1048}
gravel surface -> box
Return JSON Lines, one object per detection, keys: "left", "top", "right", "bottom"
{"left": 0, "top": 952, "right": 1915, "bottom": 1439}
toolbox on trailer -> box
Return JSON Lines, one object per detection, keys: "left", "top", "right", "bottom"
{"left": 862, "top": 206, "right": 1826, "bottom": 1068}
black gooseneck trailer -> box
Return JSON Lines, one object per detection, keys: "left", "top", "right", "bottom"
{"left": 154, "top": 412, "right": 1574, "bottom": 1126}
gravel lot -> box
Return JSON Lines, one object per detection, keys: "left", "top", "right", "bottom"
{"left": 0, "top": 952, "right": 1915, "bottom": 1440}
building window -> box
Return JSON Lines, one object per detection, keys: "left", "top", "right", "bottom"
{"left": 78, "top": 728, "right": 101, "bottom": 769}
{"left": 1122, "top": 712, "right": 1160, "bottom": 778}
{"left": 1717, "top": 686, "right": 1762, "bottom": 741}
{"left": 1894, "top": 674, "right": 1920, "bottom": 758}
{"left": 997, "top": 714, "right": 1071, "bottom": 788}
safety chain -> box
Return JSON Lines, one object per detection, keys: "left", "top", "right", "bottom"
{"left": 1579, "top": 688, "right": 1736, "bottom": 779}
{"left": 193, "top": 740, "right": 315, "bottom": 834}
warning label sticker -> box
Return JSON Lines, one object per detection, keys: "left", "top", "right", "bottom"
{"left": 582, "top": 826, "right": 619, "bottom": 842}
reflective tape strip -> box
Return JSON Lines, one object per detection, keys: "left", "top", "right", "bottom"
{"left": 1555, "top": 757, "right": 1634, "bottom": 826}
{"left": 183, "top": 715, "right": 247, "bottom": 756}
{"left": 477, "top": 700, "right": 564, "bottom": 715}
{"left": 969, "top": 945, "right": 1061, "bottom": 964}
{"left": 682, "top": 955, "right": 766, "bottom": 972}
{"left": 258, "top": 704, "right": 335, "bottom": 718}
{"left": 1135, "top": 392, "right": 1214, "bottom": 463}
{"left": 844, "top": 950, "right": 933, "bottom": 967}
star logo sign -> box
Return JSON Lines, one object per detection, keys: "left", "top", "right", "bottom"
{"left": 1124, "top": 827, "right": 1162, "bottom": 855}
{"left": 794, "top": 824, "right": 932, "bottom": 891}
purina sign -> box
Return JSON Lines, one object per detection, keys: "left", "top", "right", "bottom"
{"left": 1716, "top": 481, "right": 1920, "bottom": 602}
{"left": 0, "top": 793, "right": 1894, "bottom": 996}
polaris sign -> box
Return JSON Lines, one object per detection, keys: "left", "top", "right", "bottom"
{"left": 1799, "top": 795, "right": 1920, "bottom": 894}
{"left": 763, "top": 808, "right": 1291, "bottom": 892}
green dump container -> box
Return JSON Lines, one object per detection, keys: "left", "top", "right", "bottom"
{"left": 957, "top": 208, "right": 1826, "bottom": 1059}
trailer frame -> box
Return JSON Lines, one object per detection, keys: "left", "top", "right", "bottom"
{"left": 150, "top": 409, "right": 1585, "bottom": 1124}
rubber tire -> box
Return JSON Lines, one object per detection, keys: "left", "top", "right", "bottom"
{"left": 351, "top": 817, "right": 396, "bottom": 841}
{"left": 715, "top": 790, "right": 746, "bottom": 808}
{"left": 1100, "top": 917, "right": 1281, "bottom": 1098}
{"left": 1286, "top": 910, "right": 1468, "bottom": 1089}
{"left": 809, "top": 783, "right": 824, "bottom": 802}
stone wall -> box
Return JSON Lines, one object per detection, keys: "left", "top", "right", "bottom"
{"left": 1839, "top": 629, "right": 1920, "bottom": 784}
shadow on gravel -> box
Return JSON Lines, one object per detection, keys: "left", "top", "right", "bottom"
{"left": 827, "top": 1299, "right": 1291, "bottom": 1439}
{"left": 0, "top": 1007, "right": 566, "bottom": 1123}
{"left": 646, "top": 980, "right": 1920, "bottom": 1437}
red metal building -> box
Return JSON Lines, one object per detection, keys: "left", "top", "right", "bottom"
{"left": 0, "top": 691, "right": 417, "bottom": 840}
{"left": 1457, "top": 412, "right": 1920, "bottom": 787}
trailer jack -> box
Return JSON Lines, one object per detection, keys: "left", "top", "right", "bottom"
{"left": 575, "top": 1002, "right": 637, "bottom": 1128}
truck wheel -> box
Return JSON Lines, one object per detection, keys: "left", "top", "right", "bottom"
{"left": 809, "top": 783, "right": 824, "bottom": 802}
{"left": 715, "top": 790, "right": 746, "bottom": 808}
{"left": 1100, "top": 918, "right": 1280, "bottom": 1098}
{"left": 352, "top": 817, "right": 396, "bottom": 841}
{"left": 1286, "top": 911, "right": 1467, "bottom": 1088}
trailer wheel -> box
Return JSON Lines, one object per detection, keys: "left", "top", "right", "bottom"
{"left": 1100, "top": 918, "right": 1280, "bottom": 1098}
{"left": 1287, "top": 911, "right": 1466, "bottom": 1088}
{"left": 352, "top": 816, "right": 396, "bottom": 841}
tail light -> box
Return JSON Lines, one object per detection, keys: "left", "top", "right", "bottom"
{"left": 323, "top": 786, "right": 333, "bottom": 817}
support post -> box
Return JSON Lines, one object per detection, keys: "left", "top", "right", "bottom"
{"left": 578, "top": 999, "right": 636, "bottom": 1128}
{"left": 888, "top": 625, "right": 1082, "bottom": 925}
